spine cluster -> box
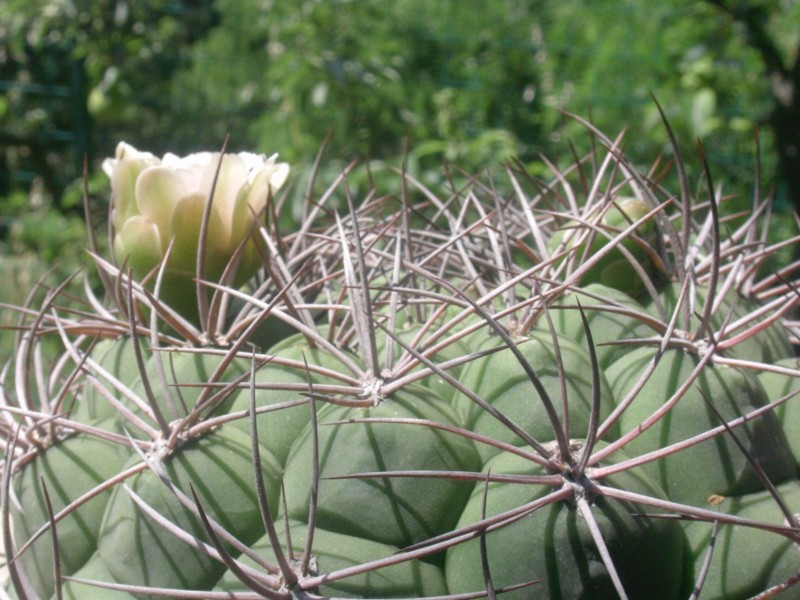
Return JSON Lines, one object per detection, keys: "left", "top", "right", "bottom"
{"left": 2, "top": 120, "right": 800, "bottom": 600}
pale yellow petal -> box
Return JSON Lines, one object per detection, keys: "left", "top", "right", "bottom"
{"left": 208, "top": 153, "right": 248, "bottom": 235}
{"left": 229, "top": 159, "right": 289, "bottom": 245}
{"left": 167, "top": 192, "right": 228, "bottom": 279}
{"left": 106, "top": 145, "right": 160, "bottom": 231}
{"left": 113, "top": 215, "right": 163, "bottom": 278}
{"left": 134, "top": 166, "right": 194, "bottom": 249}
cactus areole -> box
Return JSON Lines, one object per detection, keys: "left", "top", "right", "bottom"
{"left": 4, "top": 121, "right": 800, "bottom": 600}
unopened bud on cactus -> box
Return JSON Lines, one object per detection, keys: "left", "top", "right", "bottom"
{"left": 102, "top": 142, "right": 290, "bottom": 321}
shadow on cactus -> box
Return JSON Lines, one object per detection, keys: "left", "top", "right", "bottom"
{"left": 3, "top": 110, "right": 800, "bottom": 600}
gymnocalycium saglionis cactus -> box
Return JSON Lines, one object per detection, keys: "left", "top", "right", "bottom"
{"left": 4, "top": 112, "right": 800, "bottom": 600}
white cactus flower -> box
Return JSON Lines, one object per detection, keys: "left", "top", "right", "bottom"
{"left": 102, "top": 142, "right": 290, "bottom": 318}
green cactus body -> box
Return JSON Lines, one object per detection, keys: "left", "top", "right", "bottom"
{"left": 445, "top": 445, "right": 687, "bottom": 600}
{"left": 758, "top": 357, "right": 800, "bottom": 472}
{"left": 225, "top": 297, "right": 306, "bottom": 351}
{"left": 227, "top": 337, "right": 362, "bottom": 465}
{"left": 651, "top": 281, "right": 793, "bottom": 364}
{"left": 7, "top": 129, "right": 800, "bottom": 600}
{"left": 58, "top": 554, "right": 137, "bottom": 600}
{"left": 12, "top": 431, "right": 129, "bottom": 599}
{"left": 452, "top": 330, "right": 618, "bottom": 462}
{"left": 124, "top": 349, "right": 246, "bottom": 426}
{"left": 608, "top": 346, "right": 796, "bottom": 505}
{"left": 74, "top": 337, "right": 148, "bottom": 424}
{"left": 216, "top": 518, "right": 449, "bottom": 597}
{"left": 282, "top": 385, "right": 481, "bottom": 549}
{"left": 682, "top": 479, "right": 800, "bottom": 599}
{"left": 97, "top": 425, "right": 282, "bottom": 595}
{"left": 373, "top": 318, "right": 476, "bottom": 401}
{"left": 547, "top": 198, "right": 657, "bottom": 297}
{"left": 547, "top": 283, "right": 654, "bottom": 369}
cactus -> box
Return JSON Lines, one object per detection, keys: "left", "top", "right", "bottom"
{"left": 3, "top": 115, "right": 800, "bottom": 600}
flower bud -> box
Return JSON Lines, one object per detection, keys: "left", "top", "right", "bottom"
{"left": 102, "top": 142, "right": 289, "bottom": 321}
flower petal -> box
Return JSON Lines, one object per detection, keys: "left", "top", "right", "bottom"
{"left": 161, "top": 150, "right": 215, "bottom": 170}
{"left": 261, "top": 154, "right": 290, "bottom": 190}
{"left": 103, "top": 143, "right": 289, "bottom": 321}
{"left": 113, "top": 215, "right": 163, "bottom": 278}
{"left": 229, "top": 159, "right": 290, "bottom": 244}
{"left": 134, "top": 166, "right": 195, "bottom": 249}
{"left": 208, "top": 153, "right": 249, "bottom": 234}
{"left": 104, "top": 143, "right": 160, "bottom": 231}
{"left": 167, "top": 192, "right": 228, "bottom": 278}
{"left": 102, "top": 142, "right": 158, "bottom": 177}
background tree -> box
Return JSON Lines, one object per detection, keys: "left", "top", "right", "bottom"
{"left": 706, "top": 0, "right": 800, "bottom": 211}
{"left": 0, "top": 0, "right": 217, "bottom": 206}
{"left": 1, "top": 0, "right": 798, "bottom": 212}
{"left": 161, "top": 0, "right": 543, "bottom": 174}
{"left": 533, "top": 0, "right": 784, "bottom": 206}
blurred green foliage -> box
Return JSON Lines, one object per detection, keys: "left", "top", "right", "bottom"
{"left": 0, "top": 0, "right": 800, "bottom": 188}
{"left": 3, "top": 0, "right": 798, "bottom": 200}
{"left": 1, "top": 0, "right": 799, "bottom": 362}
{"left": 0, "top": 188, "right": 99, "bottom": 360}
